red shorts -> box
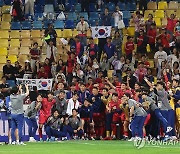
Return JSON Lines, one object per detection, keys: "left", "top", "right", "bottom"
{"left": 81, "top": 118, "right": 90, "bottom": 122}
{"left": 39, "top": 110, "right": 50, "bottom": 124}
{"left": 93, "top": 112, "right": 104, "bottom": 122}
{"left": 113, "top": 112, "right": 125, "bottom": 122}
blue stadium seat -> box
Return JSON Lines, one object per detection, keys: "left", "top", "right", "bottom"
{"left": 43, "top": 20, "right": 53, "bottom": 29}
{"left": 67, "top": 12, "right": 77, "bottom": 21}
{"left": 88, "top": 19, "right": 99, "bottom": 27}
{"left": 107, "top": 2, "right": 115, "bottom": 12}
{"left": 54, "top": 20, "right": 64, "bottom": 29}
{"left": 68, "top": 0, "right": 78, "bottom": 5}
{"left": 34, "top": 13, "right": 44, "bottom": 21}
{"left": 4, "top": 0, "right": 11, "bottom": 5}
{"left": 44, "top": 4, "right": 54, "bottom": 13}
{"left": 65, "top": 20, "right": 75, "bottom": 29}
{"left": 89, "top": 12, "right": 99, "bottom": 20}
{"left": 21, "top": 21, "right": 32, "bottom": 30}
{"left": 74, "top": 3, "right": 81, "bottom": 12}
{"left": 35, "top": 4, "right": 44, "bottom": 13}
{"left": 11, "top": 22, "right": 21, "bottom": 30}
{"left": 126, "top": 2, "right": 136, "bottom": 11}
{"left": 65, "top": 3, "right": 75, "bottom": 12}
{"left": 110, "top": 18, "right": 115, "bottom": 27}
{"left": 69, "top": 5, "right": 75, "bottom": 12}
{"left": 0, "top": 0, "right": 4, "bottom": 6}
{"left": 89, "top": 3, "right": 96, "bottom": 12}
{"left": 123, "top": 11, "right": 131, "bottom": 19}
{"left": 123, "top": 18, "right": 129, "bottom": 27}
{"left": 35, "top": 0, "right": 45, "bottom": 5}
{"left": 33, "top": 21, "right": 43, "bottom": 29}
{"left": 78, "top": 12, "right": 88, "bottom": 21}
{"left": 118, "top": 2, "right": 126, "bottom": 11}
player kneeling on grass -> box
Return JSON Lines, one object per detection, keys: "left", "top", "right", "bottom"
{"left": 24, "top": 94, "right": 42, "bottom": 142}
{"left": 64, "top": 109, "right": 83, "bottom": 139}
{"left": 79, "top": 99, "right": 95, "bottom": 140}
{"left": 45, "top": 109, "right": 67, "bottom": 141}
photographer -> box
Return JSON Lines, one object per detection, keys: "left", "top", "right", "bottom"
{"left": 10, "top": 84, "right": 29, "bottom": 145}
{"left": 24, "top": 94, "right": 42, "bottom": 142}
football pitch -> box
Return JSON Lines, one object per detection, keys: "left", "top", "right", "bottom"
{"left": 0, "top": 140, "right": 179, "bottom": 154}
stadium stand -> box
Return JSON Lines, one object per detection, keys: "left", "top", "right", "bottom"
{"left": 0, "top": 0, "right": 179, "bottom": 144}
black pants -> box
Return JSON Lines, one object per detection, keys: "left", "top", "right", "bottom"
{"left": 98, "top": 38, "right": 106, "bottom": 62}
{"left": 67, "top": 73, "right": 73, "bottom": 86}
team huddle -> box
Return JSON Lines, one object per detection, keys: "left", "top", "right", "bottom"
{"left": 0, "top": 77, "right": 179, "bottom": 145}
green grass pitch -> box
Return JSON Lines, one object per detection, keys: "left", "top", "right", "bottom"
{"left": 0, "top": 141, "right": 179, "bottom": 154}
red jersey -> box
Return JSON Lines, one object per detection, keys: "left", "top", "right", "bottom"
{"left": 115, "top": 88, "right": 132, "bottom": 98}
{"left": 86, "top": 83, "right": 93, "bottom": 93}
{"left": 125, "top": 41, "right": 134, "bottom": 56}
{"left": 166, "top": 18, "right": 177, "bottom": 32}
{"left": 30, "top": 48, "right": 40, "bottom": 60}
{"left": 95, "top": 78, "right": 102, "bottom": 83}
{"left": 76, "top": 42, "right": 81, "bottom": 56}
{"left": 67, "top": 57, "right": 76, "bottom": 74}
{"left": 109, "top": 100, "right": 121, "bottom": 110}
{"left": 38, "top": 71, "right": 48, "bottom": 79}
{"left": 137, "top": 35, "right": 144, "bottom": 47}
{"left": 113, "top": 81, "right": 121, "bottom": 87}
{"left": 160, "top": 34, "right": 170, "bottom": 48}
{"left": 40, "top": 98, "right": 56, "bottom": 117}
{"left": 43, "top": 64, "right": 51, "bottom": 77}
{"left": 147, "top": 29, "right": 156, "bottom": 44}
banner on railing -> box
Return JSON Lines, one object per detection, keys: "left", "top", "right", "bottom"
{"left": 16, "top": 78, "right": 53, "bottom": 91}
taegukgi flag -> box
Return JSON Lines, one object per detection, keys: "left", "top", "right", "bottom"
{"left": 91, "top": 26, "right": 112, "bottom": 38}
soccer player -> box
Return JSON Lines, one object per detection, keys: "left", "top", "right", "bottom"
{"left": 53, "top": 90, "right": 68, "bottom": 116}
{"left": 78, "top": 99, "right": 94, "bottom": 140}
{"left": 64, "top": 109, "right": 83, "bottom": 139}
{"left": 101, "top": 88, "right": 112, "bottom": 106}
{"left": 141, "top": 91, "right": 173, "bottom": 137}
{"left": 155, "top": 82, "right": 175, "bottom": 140}
{"left": 10, "top": 85, "right": 29, "bottom": 145}
{"left": 175, "top": 100, "right": 180, "bottom": 138}
{"left": 24, "top": 94, "right": 42, "bottom": 142}
{"left": 45, "top": 109, "right": 66, "bottom": 141}
{"left": 120, "top": 98, "right": 129, "bottom": 140}
{"left": 122, "top": 93, "right": 147, "bottom": 141}
{"left": 106, "top": 78, "right": 132, "bottom": 98}
{"left": 101, "top": 88, "right": 112, "bottom": 139}
{"left": 66, "top": 91, "right": 80, "bottom": 115}
{"left": 39, "top": 92, "right": 56, "bottom": 141}
{"left": 78, "top": 83, "right": 90, "bottom": 105}
{"left": 108, "top": 93, "right": 122, "bottom": 139}
{"left": 88, "top": 87, "right": 105, "bottom": 139}
{"left": 171, "top": 79, "right": 180, "bottom": 138}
